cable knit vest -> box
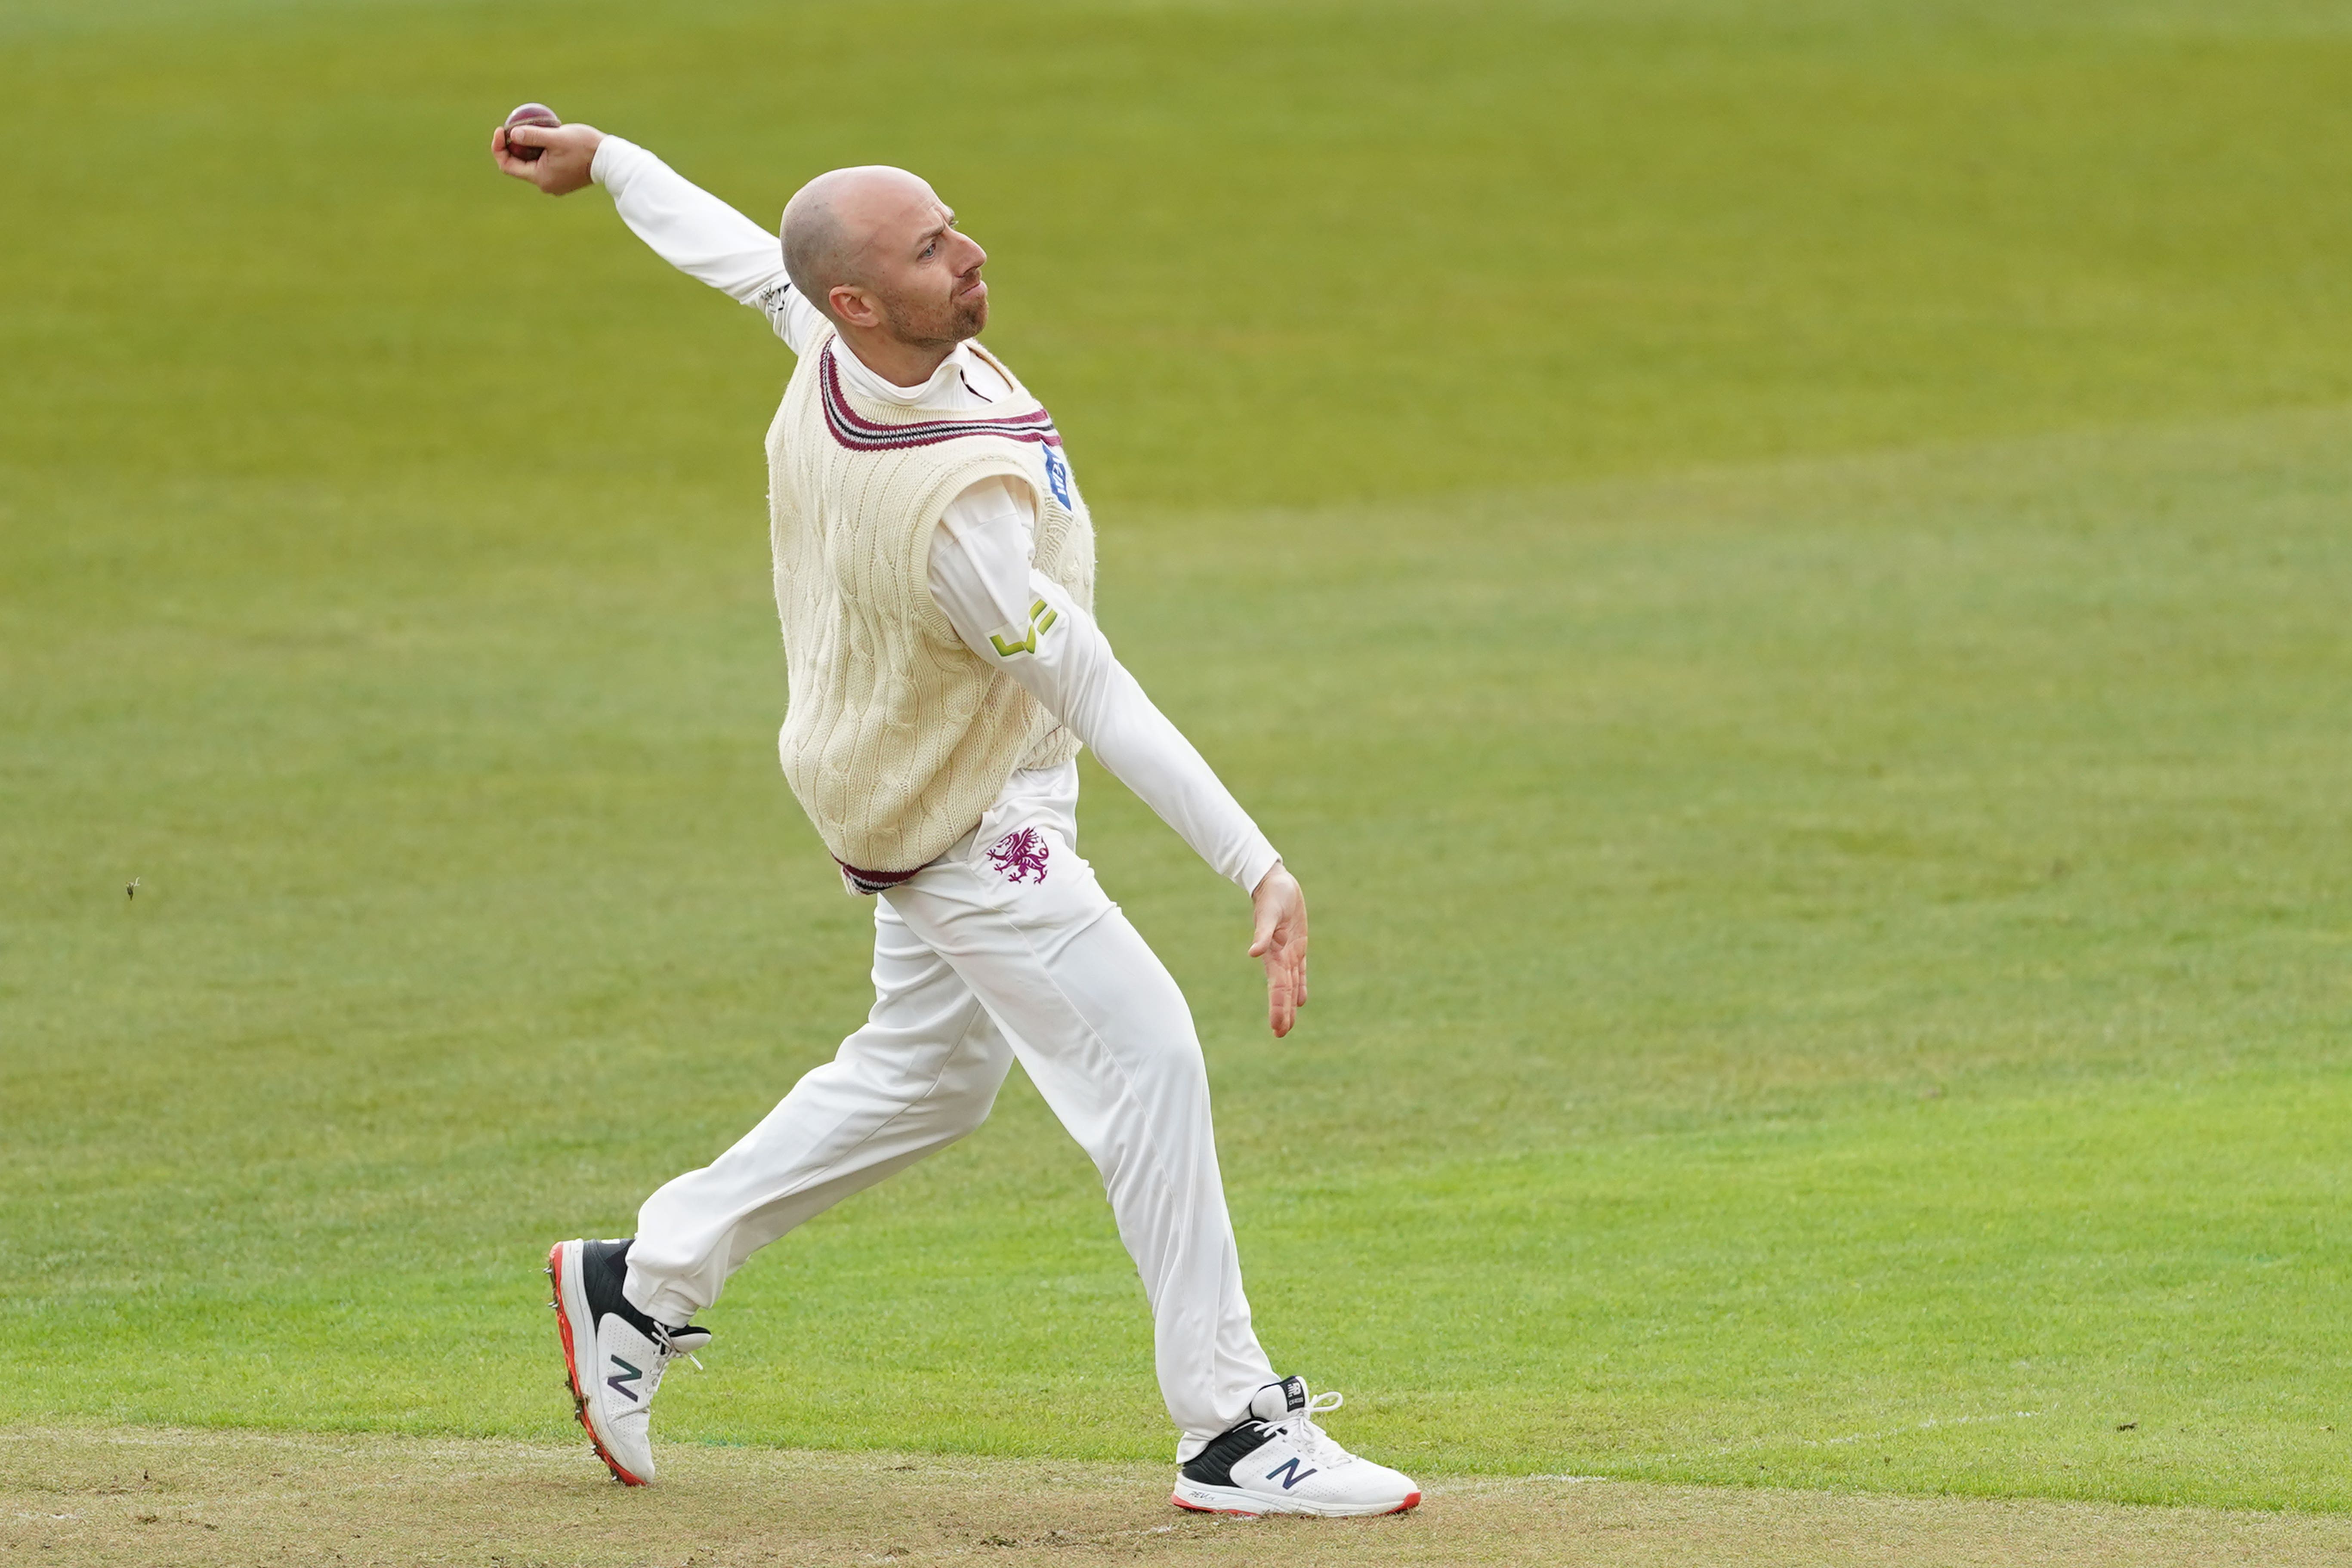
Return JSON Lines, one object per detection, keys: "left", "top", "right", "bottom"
{"left": 765, "top": 330, "right": 1096, "bottom": 876}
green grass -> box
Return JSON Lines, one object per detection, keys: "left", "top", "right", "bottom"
{"left": 5, "top": 0, "right": 2351, "bottom": 1515}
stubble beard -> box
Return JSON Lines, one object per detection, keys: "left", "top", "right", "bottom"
{"left": 879, "top": 280, "right": 987, "bottom": 352}
{"left": 951, "top": 292, "right": 988, "bottom": 341}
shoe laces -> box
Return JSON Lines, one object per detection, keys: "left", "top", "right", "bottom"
{"left": 1273, "top": 1388, "right": 1349, "bottom": 1466}
{"left": 652, "top": 1322, "right": 704, "bottom": 1373}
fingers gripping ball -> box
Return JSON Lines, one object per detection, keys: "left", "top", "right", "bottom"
{"left": 503, "top": 102, "right": 561, "bottom": 161}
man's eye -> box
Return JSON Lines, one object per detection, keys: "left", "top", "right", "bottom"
{"left": 921, "top": 242, "right": 936, "bottom": 259}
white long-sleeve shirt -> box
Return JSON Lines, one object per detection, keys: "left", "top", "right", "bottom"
{"left": 591, "top": 137, "right": 1280, "bottom": 893}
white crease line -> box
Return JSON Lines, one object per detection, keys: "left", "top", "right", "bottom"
{"left": 1429, "top": 1474, "right": 1608, "bottom": 1497}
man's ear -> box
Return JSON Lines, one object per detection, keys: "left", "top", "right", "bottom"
{"left": 829, "top": 285, "right": 880, "bottom": 328}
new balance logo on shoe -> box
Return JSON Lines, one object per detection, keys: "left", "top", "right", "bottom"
{"left": 551, "top": 1238, "right": 713, "bottom": 1488}
{"left": 1266, "top": 1457, "right": 1318, "bottom": 1490}
{"left": 1168, "top": 1377, "right": 1419, "bottom": 1518}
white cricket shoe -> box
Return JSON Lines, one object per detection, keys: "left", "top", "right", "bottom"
{"left": 1171, "top": 1376, "right": 1421, "bottom": 1518}
{"left": 547, "top": 1238, "right": 710, "bottom": 1485}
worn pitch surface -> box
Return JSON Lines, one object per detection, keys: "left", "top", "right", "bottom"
{"left": 9, "top": 1427, "right": 2352, "bottom": 1568}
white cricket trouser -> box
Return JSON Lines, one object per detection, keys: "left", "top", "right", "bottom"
{"left": 621, "top": 794, "right": 1276, "bottom": 1457}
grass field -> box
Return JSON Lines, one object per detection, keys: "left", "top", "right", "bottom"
{"left": 5, "top": 0, "right": 2351, "bottom": 1537}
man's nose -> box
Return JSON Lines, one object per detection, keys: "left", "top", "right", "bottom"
{"left": 955, "top": 232, "right": 987, "bottom": 271}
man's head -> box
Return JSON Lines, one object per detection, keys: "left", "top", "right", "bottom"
{"left": 781, "top": 166, "right": 988, "bottom": 349}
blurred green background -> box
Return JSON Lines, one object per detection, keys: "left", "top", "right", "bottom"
{"left": 3, "top": 0, "right": 2349, "bottom": 1511}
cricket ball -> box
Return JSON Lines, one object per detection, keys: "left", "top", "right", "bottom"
{"left": 504, "top": 102, "right": 562, "bottom": 161}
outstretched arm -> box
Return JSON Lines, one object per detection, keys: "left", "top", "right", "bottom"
{"left": 929, "top": 479, "right": 1311, "bottom": 1037}
{"left": 491, "top": 119, "right": 822, "bottom": 353}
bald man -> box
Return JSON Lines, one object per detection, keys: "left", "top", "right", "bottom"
{"left": 493, "top": 120, "right": 1417, "bottom": 1519}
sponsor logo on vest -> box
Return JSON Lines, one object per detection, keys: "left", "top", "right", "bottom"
{"left": 987, "top": 828, "right": 1050, "bottom": 885}
{"left": 1043, "top": 446, "right": 1072, "bottom": 508}
{"left": 1265, "top": 1457, "right": 1319, "bottom": 1490}
{"left": 607, "top": 1357, "right": 643, "bottom": 1402}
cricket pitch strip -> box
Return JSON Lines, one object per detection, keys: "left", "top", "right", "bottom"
{"left": 6, "top": 1426, "right": 2349, "bottom": 1567}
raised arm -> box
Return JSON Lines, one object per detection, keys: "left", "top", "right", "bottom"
{"left": 927, "top": 479, "right": 1311, "bottom": 1037}
{"left": 491, "top": 118, "right": 824, "bottom": 353}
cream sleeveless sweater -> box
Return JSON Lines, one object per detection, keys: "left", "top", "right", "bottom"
{"left": 765, "top": 331, "right": 1096, "bottom": 875}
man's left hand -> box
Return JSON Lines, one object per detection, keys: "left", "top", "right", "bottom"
{"left": 1248, "top": 862, "right": 1309, "bottom": 1038}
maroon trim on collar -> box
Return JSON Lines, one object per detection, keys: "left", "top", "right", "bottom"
{"left": 819, "top": 343, "right": 1062, "bottom": 452}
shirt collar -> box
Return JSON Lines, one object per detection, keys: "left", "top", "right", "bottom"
{"left": 831, "top": 337, "right": 985, "bottom": 410}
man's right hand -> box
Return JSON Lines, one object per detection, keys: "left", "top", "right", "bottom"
{"left": 491, "top": 121, "right": 605, "bottom": 196}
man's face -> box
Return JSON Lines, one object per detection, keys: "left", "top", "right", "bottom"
{"left": 859, "top": 178, "right": 989, "bottom": 348}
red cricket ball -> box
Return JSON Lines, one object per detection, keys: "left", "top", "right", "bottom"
{"left": 503, "top": 102, "right": 562, "bottom": 162}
